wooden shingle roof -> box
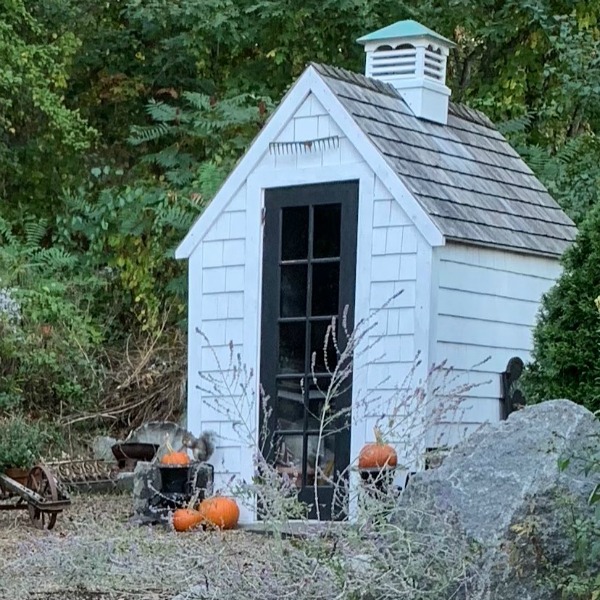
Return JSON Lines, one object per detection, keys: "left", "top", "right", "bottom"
{"left": 313, "top": 63, "right": 577, "bottom": 257}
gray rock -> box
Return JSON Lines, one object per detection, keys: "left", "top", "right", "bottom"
{"left": 132, "top": 461, "right": 163, "bottom": 523}
{"left": 401, "top": 400, "right": 600, "bottom": 599}
{"left": 91, "top": 435, "right": 118, "bottom": 461}
{"left": 132, "top": 461, "right": 214, "bottom": 525}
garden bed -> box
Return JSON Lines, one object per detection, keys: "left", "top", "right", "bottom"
{"left": 0, "top": 494, "right": 278, "bottom": 600}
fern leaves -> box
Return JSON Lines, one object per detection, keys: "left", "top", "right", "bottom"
{"left": 129, "top": 122, "right": 170, "bottom": 146}
{"left": 0, "top": 218, "right": 80, "bottom": 290}
{"left": 127, "top": 91, "right": 273, "bottom": 190}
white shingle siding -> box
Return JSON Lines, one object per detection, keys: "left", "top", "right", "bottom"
{"left": 354, "top": 182, "right": 425, "bottom": 470}
{"left": 187, "top": 185, "right": 250, "bottom": 514}
{"left": 428, "top": 243, "right": 561, "bottom": 446}
{"left": 187, "top": 94, "right": 380, "bottom": 522}
{"left": 266, "top": 94, "right": 362, "bottom": 171}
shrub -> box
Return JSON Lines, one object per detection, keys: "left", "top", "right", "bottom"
{"left": 59, "top": 182, "right": 202, "bottom": 334}
{"left": 0, "top": 415, "right": 49, "bottom": 471}
{"left": 0, "top": 218, "right": 105, "bottom": 417}
{"left": 524, "top": 203, "right": 600, "bottom": 412}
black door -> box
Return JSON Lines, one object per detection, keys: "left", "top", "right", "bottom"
{"left": 260, "top": 181, "right": 358, "bottom": 520}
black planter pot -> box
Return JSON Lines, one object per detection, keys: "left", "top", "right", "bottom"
{"left": 158, "top": 465, "right": 191, "bottom": 495}
{"left": 359, "top": 467, "right": 397, "bottom": 497}
{"left": 111, "top": 443, "right": 159, "bottom": 471}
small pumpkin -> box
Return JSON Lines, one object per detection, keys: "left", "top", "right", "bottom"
{"left": 172, "top": 508, "right": 203, "bottom": 532}
{"left": 161, "top": 451, "right": 191, "bottom": 466}
{"left": 358, "top": 427, "right": 397, "bottom": 470}
{"left": 198, "top": 496, "right": 240, "bottom": 530}
{"left": 160, "top": 441, "right": 191, "bottom": 466}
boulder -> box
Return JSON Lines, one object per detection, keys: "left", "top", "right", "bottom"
{"left": 402, "top": 400, "right": 600, "bottom": 599}
{"left": 91, "top": 435, "right": 118, "bottom": 461}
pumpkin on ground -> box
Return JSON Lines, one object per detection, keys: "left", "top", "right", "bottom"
{"left": 172, "top": 508, "right": 203, "bottom": 532}
{"left": 358, "top": 427, "right": 398, "bottom": 469}
{"left": 198, "top": 496, "right": 240, "bottom": 530}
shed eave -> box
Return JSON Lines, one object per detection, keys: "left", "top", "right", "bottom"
{"left": 443, "top": 236, "right": 571, "bottom": 260}
{"left": 174, "top": 69, "right": 318, "bottom": 259}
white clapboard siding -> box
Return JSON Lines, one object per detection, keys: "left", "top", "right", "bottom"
{"left": 429, "top": 243, "right": 561, "bottom": 447}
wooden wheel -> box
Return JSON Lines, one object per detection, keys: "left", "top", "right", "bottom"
{"left": 27, "top": 465, "right": 59, "bottom": 530}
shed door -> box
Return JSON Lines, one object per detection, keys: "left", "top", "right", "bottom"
{"left": 260, "top": 181, "right": 358, "bottom": 520}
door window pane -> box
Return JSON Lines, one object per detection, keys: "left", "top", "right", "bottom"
{"left": 311, "top": 263, "right": 340, "bottom": 316}
{"left": 281, "top": 206, "right": 309, "bottom": 261}
{"left": 313, "top": 204, "right": 341, "bottom": 258}
{"left": 305, "top": 434, "right": 336, "bottom": 487}
{"left": 279, "top": 322, "right": 306, "bottom": 373}
{"left": 310, "top": 320, "right": 338, "bottom": 374}
{"left": 280, "top": 265, "right": 307, "bottom": 317}
{"left": 274, "top": 432, "right": 305, "bottom": 488}
{"left": 276, "top": 379, "right": 305, "bottom": 429}
{"left": 306, "top": 376, "right": 333, "bottom": 430}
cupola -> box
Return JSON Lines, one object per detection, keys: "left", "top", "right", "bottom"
{"left": 357, "top": 20, "right": 455, "bottom": 125}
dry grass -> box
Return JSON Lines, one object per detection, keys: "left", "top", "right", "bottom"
{"left": 0, "top": 490, "right": 474, "bottom": 600}
{"left": 0, "top": 493, "right": 279, "bottom": 600}
{"left": 61, "top": 327, "right": 187, "bottom": 436}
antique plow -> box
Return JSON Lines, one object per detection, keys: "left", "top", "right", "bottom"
{"left": 0, "top": 465, "right": 70, "bottom": 530}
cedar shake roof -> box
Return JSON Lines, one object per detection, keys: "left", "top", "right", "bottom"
{"left": 313, "top": 63, "right": 577, "bottom": 257}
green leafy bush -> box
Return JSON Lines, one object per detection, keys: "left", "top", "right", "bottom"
{"left": 0, "top": 415, "right": 49, "bottom": 470}
{"left": 0, "top": 218, "right": 105, "bottom": 417}
{"left": 524, "top": 204, "right": 600, "bottom": 412}
{"left": 59, "top": 183, "right": 201, "bottom": 333}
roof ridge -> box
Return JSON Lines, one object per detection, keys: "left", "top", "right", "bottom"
{"left": 312, "top": 63, "right": 498, "bottom": 132}
{"left": 310, "top": 62, "right": 401, "bottom": 100}
{"left": 448, "top": 102, "right": 496, "bottom": 130}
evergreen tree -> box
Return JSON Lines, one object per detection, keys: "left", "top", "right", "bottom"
{"left": 525, "top": 204, "right": 600, "bottom": 412}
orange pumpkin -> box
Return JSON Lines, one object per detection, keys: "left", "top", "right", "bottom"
{"left": 161, "top": 451, "right": 191, "bottom": 466}
{"left": 198, "top": 496, "right": 240, "bottom": 530}
{"left": 172, "top": 508, "right": 202, "bottom": 532}
{"left": 358, "top": 427, "right": 397, "bottom": 469}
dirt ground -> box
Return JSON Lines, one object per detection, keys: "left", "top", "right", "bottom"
{"left": 0, "top": 493, "right": 275, "bottom": 600}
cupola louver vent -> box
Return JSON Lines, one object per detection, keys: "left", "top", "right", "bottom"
{"left": 358, "top": 20, "right": 455, "bottom": 125}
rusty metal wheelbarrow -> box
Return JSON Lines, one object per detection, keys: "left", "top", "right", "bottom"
{"left": 0, "top": 465, "right": 71, "bottom": 530}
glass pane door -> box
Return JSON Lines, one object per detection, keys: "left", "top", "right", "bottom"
{"left": 260, "top": 181, "right": 358, "bottom": 520}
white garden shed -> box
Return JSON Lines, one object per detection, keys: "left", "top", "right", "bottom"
{"left": 176, "top": 20, "right": 576, "bottom": 523}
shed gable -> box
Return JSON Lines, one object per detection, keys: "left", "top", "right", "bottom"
{"left": 259, "top": 92, "right": 363, "bottom": 172}
{"left": 176, "top": 66, "right": 444, "bottom": 259}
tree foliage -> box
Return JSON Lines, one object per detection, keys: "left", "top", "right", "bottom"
{"left": 0, "top": 0, "right": 95, "bottom": 217}
{"left": 1, "top": 0, "right": 600, "bottom": 418}
{"left": 524, "top": 204, "right": 600, "bottom": 412}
